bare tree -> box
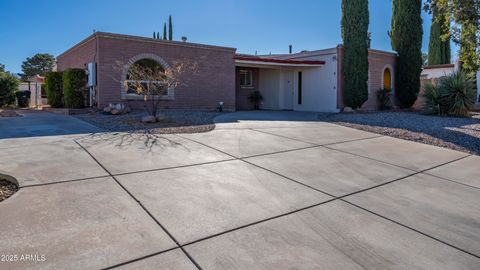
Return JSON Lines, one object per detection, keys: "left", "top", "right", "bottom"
{"left": 119, "top": 57, "right": 198, "bottom": 119}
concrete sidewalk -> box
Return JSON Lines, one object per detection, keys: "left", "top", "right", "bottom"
{"left": 0, "top": 112, "right": 479, "bottom": 269}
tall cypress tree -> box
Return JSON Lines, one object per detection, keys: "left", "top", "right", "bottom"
{"left": 341, "top": 0, "right": 369, "bottom": 109}
{"left": 391, "top": 0, "right": 423, "bottom": 108}
{"left": 428, "top": 7, "right": 451, "bottom": 65}
{"left": 425, "top": 0, "right": 479, "bottom": 75}
{"left": 163, "top": 23, "right": 167, "bottom": 40}
{"left": 457, "top": 0, "right": 479, "bottom": 75}
{"left": 168, "top": 15, "right": 173, "bottom": 40}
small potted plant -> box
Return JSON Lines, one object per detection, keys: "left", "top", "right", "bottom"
{"left": 376, "top": 88, "right": 392, "bottom": 111}
{"left": 248, "top": 90, "right": 263, "bottom": 110}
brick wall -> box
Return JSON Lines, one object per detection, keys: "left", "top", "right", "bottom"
{"left": 57, "top": 32, "right": 236, "bottom": 111}
{"left": 235, "top": 67, "right": 259, "bottom": 110}
{"left": 57, "top": 37, "right": 97, "bottom": 71}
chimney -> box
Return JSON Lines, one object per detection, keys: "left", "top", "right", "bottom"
{"left": 289, "top": 45, "right": 292, "bottom": 54}
{"left": 181, "top": 36, "right": 187, "bottom": 42}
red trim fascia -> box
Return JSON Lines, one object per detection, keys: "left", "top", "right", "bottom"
{"left": 235, "top": 56, "right": 325, "bottom": 65}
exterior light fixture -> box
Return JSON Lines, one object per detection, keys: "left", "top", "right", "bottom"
{"left": 217, "top": 101, "right": 224, "bottom": 112}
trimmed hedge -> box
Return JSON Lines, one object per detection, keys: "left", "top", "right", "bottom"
{"left": 0, "top": 72, "right": 19, "bottom": 107}
{"left": 63, "top": 69, "right": 87, "bottom": 108}
{"left": 44, "top": 71, "right": 63, "bottom": 108}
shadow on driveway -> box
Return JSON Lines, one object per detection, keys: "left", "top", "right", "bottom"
{"left": 214, "top": 110, "right": 327, "bottom": 123}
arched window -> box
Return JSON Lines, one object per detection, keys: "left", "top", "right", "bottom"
{"left": 120, "top": 54, "right": 174, "bottom": 100}
{"left": 383, "top": 68, "right": 392, "bottom": 90}
{"left": 125, "top": 59, "right": 167, "bottom": 96}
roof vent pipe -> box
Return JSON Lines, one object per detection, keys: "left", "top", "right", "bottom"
{"left": 289, "top": 45, "right": 292, "bottom": 54}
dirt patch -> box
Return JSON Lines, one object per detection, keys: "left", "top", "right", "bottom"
{"left": 0, "top": 109, "right": 21, "bottom": 117}
{"left": 0, "top": 180, "right": 18, "bottom": 202}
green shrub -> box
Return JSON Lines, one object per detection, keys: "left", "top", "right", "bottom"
{"left": 422, "top": 82, "right": 444, "bottom": 115}
{"left": 0, "top": 72, "right": 19, "bottom": 107}
{"left": 438, "top": 71, "right": 476, "bottom": 117}
{"left": 63, "top": 69, "right": 86, "bottom": 108}
{"left": 377, "top": 88, "right": 392, "bottom": 110}
{"left": 44, "top": 71, "right": 63, "bottom": 108}
{"left": 422, "top": 71, "right": 476, "bottom": 117}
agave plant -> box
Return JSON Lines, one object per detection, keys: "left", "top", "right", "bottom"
{"left": 438, "top": 71, "right": 476, "bottom": 117}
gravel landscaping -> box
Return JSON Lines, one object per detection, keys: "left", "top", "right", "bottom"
{"left": 0, "top": 180, "right": 18, "bottom": 202}
{"left": 73, "top": 110, "right": 224, "bottom": 134}
{"left": 319, "top": 111, "right": 480, "bottom": 155}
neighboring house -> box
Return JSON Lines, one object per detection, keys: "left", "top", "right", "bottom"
{"left": 57, "top": 31, "right": 397, "bottom": 112}
{"left": 18, "top": 75, "right": 46, "bottom": 107}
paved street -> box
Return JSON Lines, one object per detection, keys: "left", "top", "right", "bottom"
{"left": 0, "top": 112, "right": 479, "bottom": 269}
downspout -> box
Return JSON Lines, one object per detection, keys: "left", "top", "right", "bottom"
{"left": 93, "top": 32, "right": 99, "bottom": 108}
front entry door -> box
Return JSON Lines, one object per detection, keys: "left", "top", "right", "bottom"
{"left": 281, "top": 71, "right": 294, "bottom": 110}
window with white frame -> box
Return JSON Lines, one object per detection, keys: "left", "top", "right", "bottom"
{"left": 124, "top": 58, "right": 171, "bottom": 99}
{"left": 239, "top": 70, "right": 253, "bottom": 88}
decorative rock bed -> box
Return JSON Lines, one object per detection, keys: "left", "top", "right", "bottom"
{"left": 73, "top": 110, "right": 224, "bottom": 134}
{"left": 319, "top": 111, "right": 480, "bottom": 155}
{"left": 0, "top": 179, "right": 18, "bottom": 202}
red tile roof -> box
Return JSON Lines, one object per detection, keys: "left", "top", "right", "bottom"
{"left": 235, "top": 55, "right": 325, "bottom": 65}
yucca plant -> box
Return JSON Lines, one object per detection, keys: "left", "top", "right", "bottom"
{"left": 438, "top": 71, "right": 476, "bottom": 117}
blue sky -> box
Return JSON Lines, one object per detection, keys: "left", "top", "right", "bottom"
{"left": 0, "top": 0, "right": 456, "bottom": 74}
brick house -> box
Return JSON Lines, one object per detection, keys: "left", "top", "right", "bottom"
{"left": 57, "top": 31, "right": 397, "bottom": 112}
{"left": 57, "top": 32, "right": 236, "bottom": 111}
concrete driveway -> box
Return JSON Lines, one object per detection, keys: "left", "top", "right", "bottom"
{"left": 0, "top": 111, "right": 479, "bottom": 269}
{"left": 0, "top": 110, "right": 102, "bottom": 139}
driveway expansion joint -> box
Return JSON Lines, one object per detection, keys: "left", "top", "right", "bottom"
{"left": 251, "top": 127, "right": 383, "bottom": 147}
{"left": 422, "top": 171, "right": 480, "bottom": 191}
{"left": 341, "top": 199, "right": 480, "bottom": 260}
{"left": 175, "top": 133, "right": 479, "bottom": 260}
{"left": 102, "top": 247, "right": 181, "bottom": 270}
{"left": 73, "top": 140, "right": 204, "bottom": 270}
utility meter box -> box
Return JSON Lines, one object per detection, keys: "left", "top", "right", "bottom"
{"left": 87, "top": 62, "right": 97, "bottom": 87}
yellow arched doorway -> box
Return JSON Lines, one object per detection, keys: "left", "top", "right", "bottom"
{"left": 383, "top": 68, "right": 392, "bottom": 90}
